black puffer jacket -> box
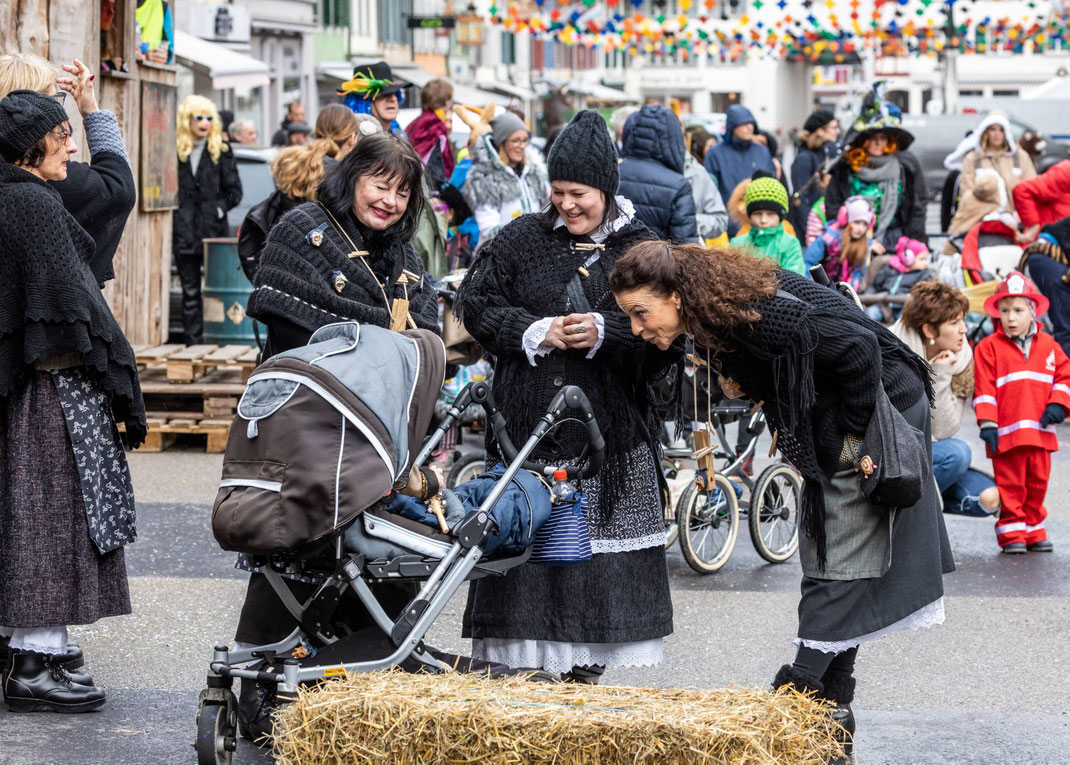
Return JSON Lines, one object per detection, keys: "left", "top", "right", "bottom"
{"left": 617, "top": 105, "right": 699, "bottom": 242}
{"left": 173, "top": 143, "right": 242, "bottom": 255}
{"left": 237, "top": 190, "right": 301, "bottom": 282}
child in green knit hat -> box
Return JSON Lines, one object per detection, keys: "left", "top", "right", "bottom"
{"left": 729, "top": 172, "right": 806, "bottom": 275}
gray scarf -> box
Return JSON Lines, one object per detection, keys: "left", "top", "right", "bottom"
{"left": 855, "top": 154, "right": 901, "bottom": 241}
{"left": 190, "top": 139, "right": 206, "bottom": 175}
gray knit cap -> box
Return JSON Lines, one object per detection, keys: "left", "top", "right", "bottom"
{"left": 546, "top": 110, "right": 618, "bottom": 197}
{"left": 490, "top": 112, "right": 528, "bottom": 150}
{"left": 0, "top": 90, "right": 70, "bottom": 163}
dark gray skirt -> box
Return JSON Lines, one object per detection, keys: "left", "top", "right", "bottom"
{"left": 0, "top": 372, "right": 131, "bottom": 627}
{"left": 462, "top": 544, "right": 673, "bottom": 644}
{"left": 797, "top": 394, "right": 956, "bottom": 645}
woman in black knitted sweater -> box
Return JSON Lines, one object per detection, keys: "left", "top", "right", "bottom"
{"left": 236, "top": 134, "right": 440, "bottom": 740}
{"left": 456, "top": 111, "right": 682, "bottom": 682}
{"left": 0, "top": 91, "right": 145, "bottom": 713}
{"left": 610, "top": 242, "right": 954, "bottom": 758}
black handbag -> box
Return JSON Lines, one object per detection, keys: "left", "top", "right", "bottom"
{"left": 850, "top": 382, "right": 929, "bottom": 508}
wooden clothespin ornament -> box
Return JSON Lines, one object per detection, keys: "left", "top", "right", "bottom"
{"left": 574, "top": 242, "right": 605, "bottom": 252}
{"left": 389, "top": 272, "right": 412, "bottom": 332}
{"left": 346, "top": 249, "right": 370, "bottom": 259}
{"left": 577, "top": 265, "right": 590, "bottom": 278}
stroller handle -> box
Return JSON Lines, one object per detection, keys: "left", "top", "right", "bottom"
{"left": 470, "top": 382, "right": 606, "bottom": 480}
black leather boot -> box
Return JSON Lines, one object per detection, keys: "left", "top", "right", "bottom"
{"left": 3, "top": 652, "right": 105, "bottom": 713}
{"left": 238, "top": 672, "right": 279, "bottom": 745}
{"left": 0, "top": 638, "right": 85, "bottom": 672}
{"left": 562, "top": 664, "right": 606, "bottom": 685}
{"left": 822, "top": 673, "right": 856, "bottom": 765}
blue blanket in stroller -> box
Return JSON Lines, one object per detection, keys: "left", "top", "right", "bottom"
{"left": 352, "top": 465, "right": 551, "bottom": 560}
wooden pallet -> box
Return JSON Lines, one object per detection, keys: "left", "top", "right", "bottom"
{"left": 132, "top": 343, "right": 259, "bottom": 383}
{"left": 120, "top": 416, "right": 231, "bottom": 454}
{"left": 139, "top": 367, "right": 247, "bottom": 420}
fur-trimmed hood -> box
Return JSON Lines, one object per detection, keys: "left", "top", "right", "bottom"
{"left": 462, "top": 133, "right": 549, "bottom": 216}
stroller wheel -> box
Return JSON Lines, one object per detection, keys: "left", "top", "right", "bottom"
{"left": 677, "top": 473, "right": 739, "bottom": 574}
{"left": 748, "top": 463, "right": 802, "bottom": 563}
{"left": 196, "top": 698, "right": 237, "bottom": 765}
{"left": 447, "top": 451, "right": 485, "bottom": 488}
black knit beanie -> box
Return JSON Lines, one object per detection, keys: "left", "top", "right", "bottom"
{"left": 0, "top": 90, "right": 70, "bottom": 163}
{"left": 546, "top": 110, "right": 619, "bottom": 197}
{"left": 803, "top": 109, "right": 835, "bottom": 134}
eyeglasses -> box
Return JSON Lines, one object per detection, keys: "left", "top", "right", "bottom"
{"left": 505, "top": 136, "right": 529, "bottom": 147}
{"left": 49, "top": 91, "right": 66, "bottom": 105}
{"left": 49, "top": 127, "right": 73, "bottom": 142}
{"left": 193, "top": 115, "right": 214, "bottom": 122}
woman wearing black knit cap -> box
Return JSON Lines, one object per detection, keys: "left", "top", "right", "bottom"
{"left": 789, "top": 109, "right": 840, "bottom": 244}
{"left": 610, "top": 243, "right": 954, "bottom": 760}
{"left": 456, "top": 110, "right": 681, "bottom": 683}
{"left": 0, "top": 90, "right": 146, "bottom": 713}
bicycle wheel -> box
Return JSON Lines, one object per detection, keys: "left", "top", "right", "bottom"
{"left": 447, "top": 451, "right": 485, "bottom": 488}
{"left": 678, "top": 473, "right": 739, "bottom": 574}
{"left": 748, "top": 463, "right": 802, "bottom": 563}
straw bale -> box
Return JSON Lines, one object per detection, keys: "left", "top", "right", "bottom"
{"left": 273, "top": 669, "right": 846, "bottom": 764}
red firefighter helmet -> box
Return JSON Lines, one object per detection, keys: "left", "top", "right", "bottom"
{"left": 983, "top": 270, "right": 1050, "bottom": 319}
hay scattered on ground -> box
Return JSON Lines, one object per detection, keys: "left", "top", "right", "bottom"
{"left": 273, "top": 669, "right": 845, "bottom": 764}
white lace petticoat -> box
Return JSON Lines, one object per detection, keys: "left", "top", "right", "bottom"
{"left": 794, "top": 596, "right": 946, "bottom": 654}
{"left": 472, "top": 637, "right": 664, "bottom": 673}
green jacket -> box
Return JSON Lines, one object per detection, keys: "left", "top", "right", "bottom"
{"left": 730, "top": 224, "right": 806, "bottom": 275}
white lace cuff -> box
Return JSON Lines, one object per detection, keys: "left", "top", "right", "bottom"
{"left": 523, "top": 317, "right": 556, "bottom": 366}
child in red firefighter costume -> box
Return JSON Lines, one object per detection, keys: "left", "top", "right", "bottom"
{"left": 973, "top": 271, "right": 1070, "bottom": 554}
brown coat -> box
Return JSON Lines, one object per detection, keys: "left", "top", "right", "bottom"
{"left": 945, "top": 172, "right": 1003, "bottom": 243}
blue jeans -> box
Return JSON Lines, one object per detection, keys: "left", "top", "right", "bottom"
{"left": 932, "top": 438, "right": 997, "bottom": 517}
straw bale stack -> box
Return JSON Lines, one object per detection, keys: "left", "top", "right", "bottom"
{"left": 273, "top": 669, "right": 845, "bottom": 764}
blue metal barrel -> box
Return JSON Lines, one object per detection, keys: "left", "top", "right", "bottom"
{"left": 201, "top": 237, "right": 263, "bottom": 347}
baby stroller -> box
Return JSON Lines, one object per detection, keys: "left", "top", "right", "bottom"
{"left": 196, "top": 322, "right": 605, "bottom": 765}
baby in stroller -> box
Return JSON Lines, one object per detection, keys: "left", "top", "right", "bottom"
{"left": 197, "top": 322, "right": 604, "bottom": 763}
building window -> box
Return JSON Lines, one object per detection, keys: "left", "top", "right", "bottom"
{"left": 501, "top": 31, "right": 516, "bottom": 65}
{"left": 323, "top": 0, "right": 350, "bottom": 28}
{"left": 993, "top": 89, "right": 1019, "bottom": 97}
{"left": 959, "top": 89, "right": 983, "bottom": 97}
{"left": 378, "top": 0, "right": 412, "bottom": 46}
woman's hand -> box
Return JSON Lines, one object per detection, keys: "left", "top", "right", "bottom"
{"left": 56, "top": 59, "right": 98, "bottom": 117}
{"left": 718, "top": 374, "right": 744, "bottom": 399}
{"left": 931, "top": 350, "right": 957, "bottom": 366}
{"left": 541, "top": 317, "right": 571, "bottom": 350}
{"left": 870, "top": 241, "right": 886, "bottom": 256}
{"left": 562, "top": 313, "right": 599, "bottom": 350}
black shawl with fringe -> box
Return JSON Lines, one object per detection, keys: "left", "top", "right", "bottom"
{"left": 713, "top": 270, "right": 932, "bottom": 567}
{"left": 0, "top": 161, "right": 146, "bottom": 446}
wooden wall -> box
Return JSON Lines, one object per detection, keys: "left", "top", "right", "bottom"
{"left": 2, "top": 0, "right": 174, "bottom": 345}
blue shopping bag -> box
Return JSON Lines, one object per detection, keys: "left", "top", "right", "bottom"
{"left": 529, "top": 491, "right": 592, "bottom": 566}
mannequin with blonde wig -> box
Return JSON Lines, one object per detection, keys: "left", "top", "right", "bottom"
{"left": 173, "top": 93, "right": 242, "bottom": 343}
{"left": 177, "top": 94, "right": 226, "bottom": 164}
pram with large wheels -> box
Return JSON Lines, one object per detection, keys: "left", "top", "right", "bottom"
{"left": 196, "top": 322, "right": 605, "bottom": 765}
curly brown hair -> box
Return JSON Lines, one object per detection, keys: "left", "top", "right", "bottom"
{"left": 900, "top": 280, "right": 969, "bottom": 337}
{"left": 609, "top": 241, "right": 780, "bottom": 351}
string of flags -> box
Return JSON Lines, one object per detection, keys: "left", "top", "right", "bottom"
{"left": 475, "top": 0, "right": 1067, "bottom": 63}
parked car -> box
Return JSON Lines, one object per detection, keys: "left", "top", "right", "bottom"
{"left": 683, "top": 112, "right": 728, "bottom": 140}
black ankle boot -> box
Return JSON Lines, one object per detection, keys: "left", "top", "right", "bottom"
{"left": 3, "top": 652, "right": 105, "bottom": 713}
{"left": 0, "top": 639, "right": 84, "bottom": 672}
{"left": 821, "top": 673, "right": 856, "bottom": 765}
{"left": 238, "top": 672, "right": 279, "bottom": 745}
{"left": 562, "top": 664, "right": 606, "bottom": 685}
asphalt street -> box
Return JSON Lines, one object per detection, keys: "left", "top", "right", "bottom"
{"left": 0, "top": 417, "right": 1068, "bottom": 764}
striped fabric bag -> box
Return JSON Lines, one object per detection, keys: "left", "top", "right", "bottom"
{"left": 529, "top": 491, "right": 592, "bottom": 566}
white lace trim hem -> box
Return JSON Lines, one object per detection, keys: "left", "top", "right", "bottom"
{"left": 0, "top": 625, "right": 68, "bottom": 654}
{"left": 590, "top": 532, "right": 668, "bottom": 554}
{"left": 472, "top": 637, "right": 663, "bottom": 673}
{"left": 794, "top": 597, "right": 946, "bottom": 654}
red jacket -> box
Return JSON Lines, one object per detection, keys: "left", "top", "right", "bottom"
{"left": 973, "top": 324, "right": 1070, "bottom": 454}
{"left": 1011, "top": 159, "right": 1070, "bottom": 229}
